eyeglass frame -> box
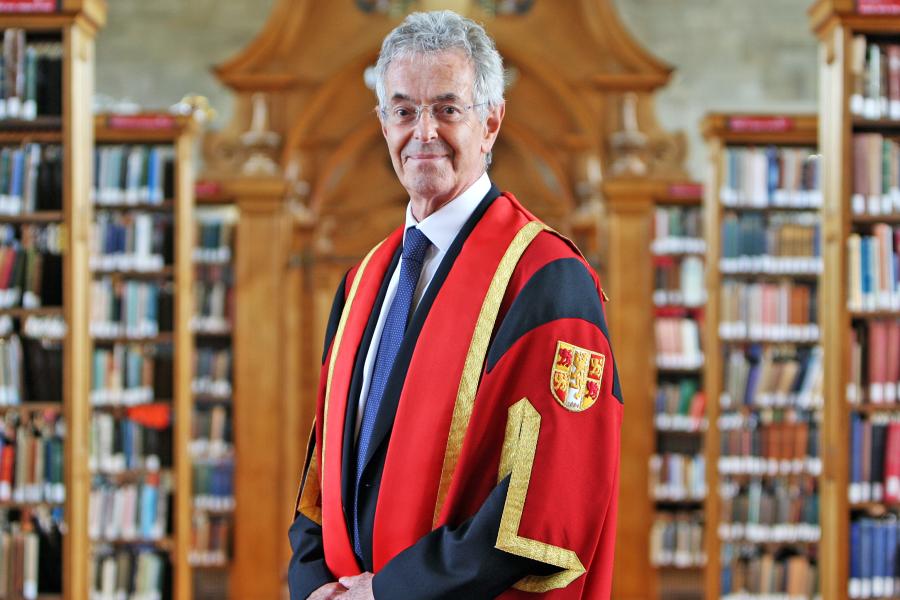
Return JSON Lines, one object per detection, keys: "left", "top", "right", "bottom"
{"left": 376, "top": 100, "right": 490, "bottom": 127}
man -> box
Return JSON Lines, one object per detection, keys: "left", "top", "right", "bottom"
{"left": 288, "top": 10, "right": 622, "bottom": 600}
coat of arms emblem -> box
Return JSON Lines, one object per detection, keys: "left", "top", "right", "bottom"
{"left": 551, "top": 341, "right": 605, "bottom": 412}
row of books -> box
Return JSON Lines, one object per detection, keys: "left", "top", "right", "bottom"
{"left": 0, "top": 332, "right": 61, "bottom": 403}
{"left": 192, "top": 404, "right": 229, "bottom": 446}
{"left": 720, "top": 544, "right": 818, "bottom": 599}
{"left": 194, "top": 212, "right": 235, "bottom": 265}
{"left": 192, "top": 460, "right": 234, "bottom": 512}
{"left": 850, "top": 36, "right": 900, "bottom": 121}
{"left": 89, "top": 278, "right": 174, "bottom": 340}
{"left": 719, "top": 520, "right": 820, "bottom": 545}
{"left": 654, "top": 378, "right": 706, "bottom": 432}
{"left": 90, "top": 212, "right": 171, "bottom": 273}
{"left": 0, "top": 516, "right": 46, "bottom": 599}
{"left": 89, "top": 473, "right": 171, "bottom": 543}
{"left": 0, "top": 30, "right": 61, "bottom": 121}
{"left": 852, "top": 133, "right": 900, "bottom": 216}
{"left": 0, "top": 143, "right": 61, "bottom": 215}
{"left": 0, "top": 245, "right": 61, "bottom": 311}
{"left": 654, "top": 316, "right": 703, "bottom": 370}
{"left": 89, "top": 412, "right": 172, "bottom": 474}
{"left": 0, "top": 411, "right": 63, "bottom": 503}
{"left": 717, "top": 414, "right": 821, "bottom": 476}
{"left": 849, "top": 319, "right": 900, "bottom": 405}
{"left": 90, "top": 344, "right": 173, "bottom": 407}
{"left": 719, "top": 281, "right": 818, "bottom": 343}
{"left": 720, "top": 345, "right": 824, "bottom": 411}
{"left": 192, "top": 347, "right": 231, "bottom": 399}
{"left": 651, "top": 206, "right": 705, "bottom": 255}
{"left": 192, "top": 269, "right": 231, "bottom": 334}
{"left": 652, "top": 255, "right": 705, "bottom": 308}
{"left": 719, "top": 478, "right": 819, "bottom": 538}
{"left": 847, "top": 226, "right": 900, "bottom": 312}
{"left": 648, "top": 453, "right": 706, "bottom": 501}
{"left": 849, "top": 413, "right": 900, "bottom": 504}
{"left": 719, "top": 146, "right": 821, "bottom": 208}
{"left": 721, "top": 212, "right": 821, "bottom": 264}
{"left": 849, "top": 517, "right": 899, "bottom": 599}
{"left": 190, "top": 512, "right": 230, "bottom": 567}
{"left": 91, "top": 548, "right": 168, "bottom": 600}
{"left": 649, "top": 512, "right": 705, "bottom": 568}
{"left": 0, "top": 224, "right": 62, "bottom": 310}
{"left": 92, "top": 145, "right": 175, "bottom": 206}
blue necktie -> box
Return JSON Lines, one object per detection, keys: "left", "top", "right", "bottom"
{"left": 353, "top": 226, "right": 431, "bottom": 555}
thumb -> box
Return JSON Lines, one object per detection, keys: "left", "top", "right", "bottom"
{"left": 338, "top": 575, "right": 358, "bottom": 587}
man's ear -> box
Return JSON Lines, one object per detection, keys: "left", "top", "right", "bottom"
{"left": 380, "top": 112, "right": 389, "bottom": 140}
{"left": 481, "top": 102, "right": 505, "bottom": 155}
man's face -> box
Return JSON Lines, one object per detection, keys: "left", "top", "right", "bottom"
{"left": 380, "top": 49, "right": 504, "bottom": 211}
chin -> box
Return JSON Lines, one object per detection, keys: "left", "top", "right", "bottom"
{"left": 404, "top": 171, "right": 452, "bottom": 197}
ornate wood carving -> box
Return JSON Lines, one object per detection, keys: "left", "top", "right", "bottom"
{"left": 207, "top": 3, "right": 690, "bottom": 598}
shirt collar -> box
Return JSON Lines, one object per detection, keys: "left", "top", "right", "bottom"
{"left": 403, "top": 172, "right": 491, "bottom": 253}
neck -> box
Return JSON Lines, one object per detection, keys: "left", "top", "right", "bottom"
{"left": 409, "top": 172, "right": 484, "bottom": 221}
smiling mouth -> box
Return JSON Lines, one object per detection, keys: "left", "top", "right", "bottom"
{"left": 406, "top": 155, "right": 446, "bottom": 161}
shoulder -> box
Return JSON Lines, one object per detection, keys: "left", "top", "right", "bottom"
{"left": 486, "top": 228, "right": 607, "bottom": 371}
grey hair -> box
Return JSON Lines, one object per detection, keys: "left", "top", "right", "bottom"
{"left": 374, "top": 11, "right": 505, "bottom": 121}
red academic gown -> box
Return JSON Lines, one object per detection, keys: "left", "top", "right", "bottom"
{"left": 291, "top": 188, "right": 622, "bottom": 599}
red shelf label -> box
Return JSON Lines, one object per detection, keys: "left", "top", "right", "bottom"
{"left": 858, "top": 0, "right": 900, "bottom": 14}
{"left": 0, "top": 0, "right": 57, "bottom": 12}
{"left": 106, "top": 114, "right": 177, "bottom": 131}
{"left": 667, "top": 183, "right": 704, "bottom": 199}
{"left": 727, "top": 116, "right": 794, "bottom": 133}
{"left": 195, "top": 180, "right": 223, "bottom": 198}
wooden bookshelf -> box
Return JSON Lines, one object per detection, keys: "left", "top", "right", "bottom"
{"left": 810, "top": 3, "right": 900, "bottom": 599}
{"left": 90, "top": 113, "right": 195, "bottom": 600}
{"left": 649, "top": 182, "right": 707, "bottom": 600}
{"left": 701, "top": 113, "right": 821, "bottom": 599}
{"left": 191, "top": 182, "right": 237, "bottom": 600}
{"left": 603, "top": 178, "right": 704, "bottom": 600}
{"left": 0, "top": 3, "right": 104, "bottom": 599}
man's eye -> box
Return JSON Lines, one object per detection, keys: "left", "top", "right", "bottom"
{"left": 394, "top": 107, "right": 414, "bottom": 117}
{"left": 439, "top": 105, "right": 460, "bottom": 115}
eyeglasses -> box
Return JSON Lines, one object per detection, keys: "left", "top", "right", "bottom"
{"left": 379, "top": 101, "right": 487, "bottom": 127}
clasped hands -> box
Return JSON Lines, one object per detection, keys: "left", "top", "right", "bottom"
{"left": 309, "top": 573, "right": 375, "bottom": 599}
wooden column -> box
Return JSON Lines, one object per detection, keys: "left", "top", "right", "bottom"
{"left": 227, "top": 177, "right": 298, "bottom": 600}
{"left": 603, "top": 179, "right": 656, "bottom": 600}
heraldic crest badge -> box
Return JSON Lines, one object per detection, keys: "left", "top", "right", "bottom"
{"left": 551, "top": 340, "right": 605, "bottom": 412}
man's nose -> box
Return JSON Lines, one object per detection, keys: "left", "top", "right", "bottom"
{"left": 413, "top": 108, "right": 439, "bottom": 141}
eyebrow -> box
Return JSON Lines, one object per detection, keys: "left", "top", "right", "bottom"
{"left": 389, "top": 92, "right": 463, "bottom": 104}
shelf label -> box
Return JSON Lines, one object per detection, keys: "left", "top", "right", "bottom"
{"left": 106, "top": 114, "right": 177, "bottom": 130}
{"left": 667, "top": 183, "right": 704, "bottom": 199}
{"left": 195, "top": 180, "right": 222, "bottom": 198}
{"left": 727, "top": 116, "right": 794, "bottom": 133}
{"left": 858, "top": 0, "right": 900, "bottom": 14}
{"left": 0, "top": 0, "right": 57, "bottom": 12}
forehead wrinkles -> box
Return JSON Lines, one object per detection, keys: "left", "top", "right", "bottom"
{"left": 386, "top": 51, "right": 475, "bottom": 102}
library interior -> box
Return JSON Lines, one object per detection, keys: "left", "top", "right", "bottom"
{"left": 0, "top": 0, "right": 896, "bottom": 598}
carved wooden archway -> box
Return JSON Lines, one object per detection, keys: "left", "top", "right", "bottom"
{"left": 204, "top": 2, "right": 688, "bottom": 599}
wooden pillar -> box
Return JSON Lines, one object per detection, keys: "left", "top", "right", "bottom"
{"left": 226, "top": 177, "right": 299, "bottom": 600}
{"left": 602, "top": 179, "right": 657, "bottom": 600}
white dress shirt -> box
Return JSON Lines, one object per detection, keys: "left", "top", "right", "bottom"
{"left": 354, "top": 172, "right": 492, "bottom": 439}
